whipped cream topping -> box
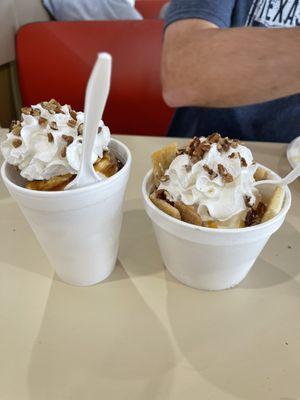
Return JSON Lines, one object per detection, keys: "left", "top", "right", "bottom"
{"left": 1, "top": 100, "right": 110, "bottom": 181}
{"left": 159, "top": 138, "right": 258, "bottom": 222}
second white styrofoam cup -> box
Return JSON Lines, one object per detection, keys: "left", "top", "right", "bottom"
{"left": 142, "top": 165, "right": 291, "bottom": 290}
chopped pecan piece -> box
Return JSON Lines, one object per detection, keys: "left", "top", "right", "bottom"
{"left": 21, "top": 107, "right": 32, "bottom": 115}
{"left": 220, "top": 138, "right": 230, "bottom": 152}
{"left": 228, "top": 152, "right": 238, "bottom": 159}
{"left": 207, "top": 135, "right": 241, "bottom": 153}
{"left": 47, "top": 132, "right": 54, "bottom": 143}
{"left": 50, "top": 121, "right": 58, "bottom": 130}
{"left": 208, "top": 132, "right": 221, "bottom": 143}
{"left": 244, "top": 202, "right": 267, "bottom": 227}
{"left": 244, "top": 195, "right": 252, "bottom": 208}
{"left": 218, "top": 164, "right": 234, "bottom": 183}
{"left": 62, "top": 135, "right": 74, "bottom": 145}
{"left": 39, "top": 99, "right": 62, "bottom": 114}
{"left": 67, "top": 119, "right": 77, "bottom": 128}
{"left": 191, "top": 155, "right": 202, "bottom": 164}
{"left": 239, "top": 154, "right": 248, "bottom": 167}
{"left": 40, "top": 101, "right": 48, "bottom": 109}
{"left": 194, "top": 144, "right": 210, "bottom": 159}
{"left": 38, "top": 117, "right": 48, "bottom": 128}
{"left": 203, "top": 164, "right": 218, "bottom": 180}
{"left": 192, "top": 146, "right": 204, "bottom": 161}
{"left": 186, "top": 137, "right": 211, "bottom": 162}
{"left": 12, "top": 138, "right": 22, "bottom": 148}
{"left": 200, "top": 142, "right": 211, "bottom": 152}
{"left": 9, "top": 120, "right": 19, "bottom": 131}
{"left": 78, "top": 123, "right": 84, "bottom": 135}
{"left": 61, "top": 146, "right": 67, "bottom": 158}
{"left": 49, "top": 99, "right": 61, "bottom": 106}
{"left": 31, "top": 108, "right": 41, "bottom": 117}
{"left": 217, "top": 164, "right": 226, "bottom": 176}
{"left": 217, "top": 143, "right": 223, "bottom": 152}
{"left": 12, "top": 124, "right": 22, "bottom": 136}
{"left": 222, "top": 173, "right": 234, "bottom": 183}
{"left": 185, "top": 164, "right": 192, "bottom": 173}
{"left": 186, "top": 138, "right": 200, "bottom": 157}
{"left": 69, "top": 109, "right": 77, "bottom": 120}
{"left": 48, "top": 99, "right": 62, "bottom": 113}
{"left": 231, "top": 139, "right": 240, "bottom": 148}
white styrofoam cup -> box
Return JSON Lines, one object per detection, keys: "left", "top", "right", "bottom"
{"left": 1, "top": 139, "right": 131, "bottom": 286}
{"left": 142, "top": 165, "right": 291, "bottom": 290}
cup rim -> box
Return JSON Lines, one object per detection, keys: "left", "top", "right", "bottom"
{"left": 1, "top": 138, "right": 131, "bottom": 198}
{"left": 142, "top": 164, "right": 292, "bottom": 234}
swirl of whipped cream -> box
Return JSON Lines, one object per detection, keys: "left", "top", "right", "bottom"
{"left": 159, "top": 140, "right": 258, "bottom": 222}
{"left": 1, "top": 101, "right": 110, "bottom": 181}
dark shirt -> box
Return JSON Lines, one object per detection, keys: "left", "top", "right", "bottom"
{"left": 165, "top": 0, "right": 300, "bottom": 142}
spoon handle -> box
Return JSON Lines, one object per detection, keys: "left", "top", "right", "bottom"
{"left": 78, "top": 53, "right": 112, "bottom": 185}
{"left": 254, "top": 164, "right": 300, "bottom": 187}
{"left": 280, "top": 164, "right": 300, "bottom": 185}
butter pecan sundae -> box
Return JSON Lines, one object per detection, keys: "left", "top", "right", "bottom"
{"left": 150, "top": 133, "right": 284, "bottom": 228}
{"left": 1, "top": 99, "right": 121, "bottom": 191}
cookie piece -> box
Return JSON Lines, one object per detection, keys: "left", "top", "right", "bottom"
{"left": 150, "top": 191, "right": 181, "bottom": 220}
{"left": 26, "top": 174, "right": 74, "bottom": 191}
{"left": 174, "top": 201, "right": 202, "bottom": 226}
{"left": 151, "top": 143, "right": 178, "bottom": 187}
{"left": 94, "top": 151, "right": 119, "bottom": 177}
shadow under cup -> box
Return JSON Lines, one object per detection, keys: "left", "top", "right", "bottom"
{"left": 142, "top": 165, "right": 292, "bottom": 291}
{"left": 1, "top": 139, "right": 132, "bottom": 286}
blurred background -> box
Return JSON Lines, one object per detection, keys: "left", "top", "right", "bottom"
{"left": 0, "top": 0, "right": 172, "bottom": 135}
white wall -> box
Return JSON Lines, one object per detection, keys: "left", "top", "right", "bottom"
{"left": 0, "top": 0, "right": 49, "bottom": 66}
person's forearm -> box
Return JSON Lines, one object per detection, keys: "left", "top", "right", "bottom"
{"left": 162, "top": 20, "right": 300, "bottom": 108}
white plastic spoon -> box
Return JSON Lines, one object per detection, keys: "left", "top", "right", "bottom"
{"left": 254, "top": 164, "right": 300, "bottom": 187}
{"left": 65, "top": 52, "right": 112, "bottom": 190}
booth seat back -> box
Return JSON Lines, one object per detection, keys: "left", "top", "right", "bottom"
{"left": 16, "top": 20, "right": 174, "bottom": 135}
{"left": 135, "top": 0, "right": 169, "bottom": 18}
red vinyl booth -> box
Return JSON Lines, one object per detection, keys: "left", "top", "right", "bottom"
{"left": 16, "top": 20, "right": 174, "bottom": 136}
{"left": 135, "top": 0, "right": 169, "bottom": 18}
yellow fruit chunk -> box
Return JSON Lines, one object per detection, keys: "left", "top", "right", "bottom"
{"left": 262, "top": 186, "right": 285, "bottom": 222}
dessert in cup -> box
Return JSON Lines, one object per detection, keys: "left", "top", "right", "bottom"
{"left": 1, "top": 99, "right": 131, "bottom": 285}
{"left": 142, "top": 133, "right": 291, "bottom": 290}
{"left": 2, "top": 99, "right": 122, "bottom": 191}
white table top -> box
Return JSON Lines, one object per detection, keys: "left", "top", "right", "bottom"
{"left": 0, "top": 132, "right": 300, "bottom": 400}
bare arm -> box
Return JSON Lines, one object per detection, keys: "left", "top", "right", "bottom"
{"left": 162, "top": 19, "right": 300, "bottom": 108}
